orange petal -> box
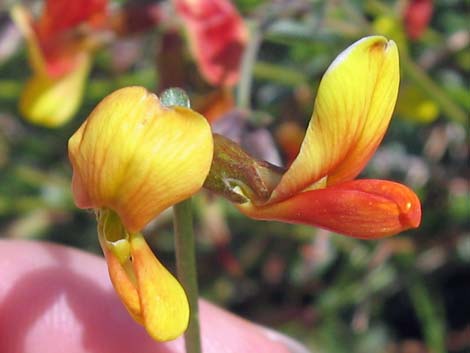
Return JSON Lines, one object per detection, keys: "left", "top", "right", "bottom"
{"left": 101, "top": 242, "right": 143, "bottom": 322}
{"left": 97, "top": 210, "right": 189, "bottom": 341}
{"left": 271, "top": 36, "right": 400, "bottom": 203}
{"left": 97, "top": 209, "right": 143, "bottom": 321}
{"left": 174, "top": 0, "right": 248, "bottom": 86}
{"left": 130, "top": 233, "right": 189, "bottom": 341}
{"left": 238, "top": 179, "right": 421, "bottom": 239}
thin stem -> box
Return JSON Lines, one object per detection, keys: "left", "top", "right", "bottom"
{"left": 236, "top": 21, "right": 262, "bottom": 109}
{"left": 160, "top": 87, "right": 202, "bottom": 353}
{"left": 173, "top": 199, "right": 201, "bottom": 353}
{"left": 408, "top": 276, "right": 446, "bottom": 353}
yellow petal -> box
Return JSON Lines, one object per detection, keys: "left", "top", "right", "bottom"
{"left": 130, "top": 233, "right": 189, "bottom": 341}
{"left": 19, "top": 54, "right": 90, "bottom": 127}
{"left": 271, "top": 36, "right": 400, "bottom": 203}
{"left": 97, "top": 209, "right": 189, "bottom": 340}
{"left": 68, "top": 86, "right": 214, "bottom": 232}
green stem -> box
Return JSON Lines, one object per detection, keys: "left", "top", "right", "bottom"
{"left": 173, "top": 199, "right": 202, "bottom": 353}
{"left": 236, "top": 21, "right": 262, "bottom": 109}
{"left": 160, "top": 88, "right": 202, "bottom": 353}
{"left": 253, "top": 61, "right": 308, "bottom": 86}
{"left": 408, "top": 276, "right": 446, "bottom": 353}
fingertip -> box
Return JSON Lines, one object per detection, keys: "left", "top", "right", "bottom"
{"left": 0, "top": 240, "right": 305, "bottom": 353}
{"left": 197, "top": 301, "right": 294, "bottom": 353}
{"left": 0, "top": 240, "right": 166, "bottom": 353}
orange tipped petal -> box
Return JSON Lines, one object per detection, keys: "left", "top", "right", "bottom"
{"left": 12, "top": 4, "right": 94, "bottom": 127}
{"left": 174, "top": 0, "right": 248, "bottom": 86}
{"left": 98, "top": 210, "right": 189, "bottom": 341}
{"left": 239, "top": 179, "right": 421, "bottom": 239}
{"left": 101, "top": 233, "right": 189, "bottom": 341}
{"left": 272, "top": 36, "right": 400, "bottom": 202}
{"left": 101, "top": 241, "right": 142, "bottom": 322}
{"left": 130, "top": 233, "right": 189, "bottom": 341}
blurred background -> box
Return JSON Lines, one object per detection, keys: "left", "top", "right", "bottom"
{"left": 0, "top": 0, "right": 468, "bottom": 352}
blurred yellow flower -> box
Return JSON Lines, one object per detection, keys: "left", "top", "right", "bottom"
{"left": 396, "top": 85, "right": 439, "bottom": 123}
{"left": 11, "top": 1, "right": 106, "bottom": 127}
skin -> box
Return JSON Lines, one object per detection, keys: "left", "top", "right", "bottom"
{"left": 0, "top": 240, "right": 308, "bottom": 353}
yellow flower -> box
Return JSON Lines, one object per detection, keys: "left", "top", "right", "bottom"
{"left": 68, "top": 86, "right": 213, "bottom": 340}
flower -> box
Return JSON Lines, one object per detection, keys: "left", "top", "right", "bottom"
{"left": 173, "top": 0, "right": 248, "bottom": 86}
{"left": 68, "top": 86, "right": 213, "bottom": 340}
{"left": 235, "top": 36, "right": 421, "bottom": 238}
{"left": 12, "top": 0, "right": 107, "bottom": 127}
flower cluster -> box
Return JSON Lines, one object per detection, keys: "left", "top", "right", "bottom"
{"left": 68, "top": 36, "right": 421, "bottom": 341}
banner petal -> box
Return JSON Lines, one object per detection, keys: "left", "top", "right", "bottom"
{"left": 69, "top": 87, "right": 214, "bottom": 232}
{"left": 272, "top": 36, "right": 400, "bottom": 202}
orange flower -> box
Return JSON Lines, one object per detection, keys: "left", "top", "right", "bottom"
{"left": 173, "top": 0, "right": 248, "bottom": 86}
{"left": 12, "top": 0, "right": 107, "bottom": 127}
{"left": 69, "top": 87, "right": 213, "bottom": 340}
{"left": 235, "top": 36, "right": 421, "bottom": 238}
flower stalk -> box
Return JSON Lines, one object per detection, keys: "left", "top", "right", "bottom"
{"left": 173, "top": 199, "right": 202, "bottom": 353}
{"left": 161, "top": 88, "right": 202, "bottom": 353}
